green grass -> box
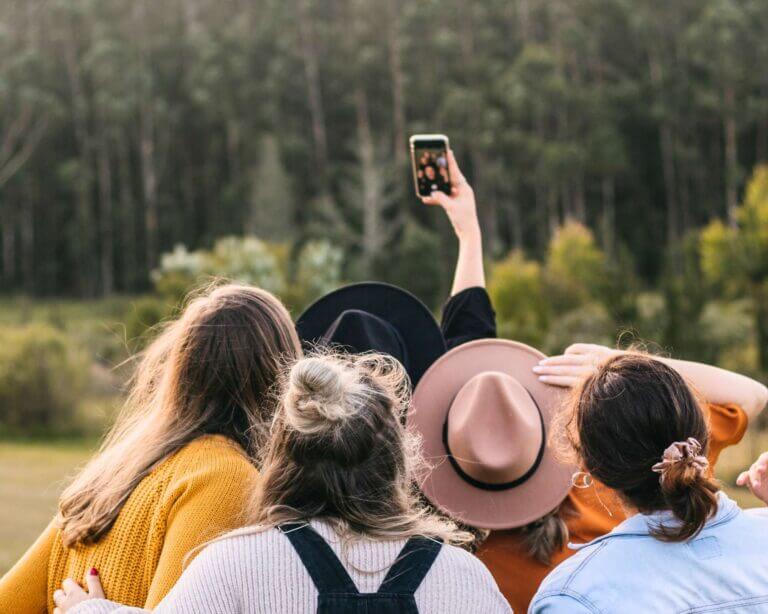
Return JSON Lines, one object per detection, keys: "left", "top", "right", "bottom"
{"left": 0, "top": 440, "right": 95, "bottom": 575}
{"left": 0, "top": 435, "right": 766, "bottom": 576}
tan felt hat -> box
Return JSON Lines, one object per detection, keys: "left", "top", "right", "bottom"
{"left": 408, "top": 339, "right": 574, "bottom": 529}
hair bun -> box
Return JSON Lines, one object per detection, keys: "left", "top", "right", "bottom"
{"left": 284, "top": 357, "right": 353, "bottom": 434}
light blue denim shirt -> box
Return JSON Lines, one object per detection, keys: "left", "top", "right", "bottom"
{"left": 530, "top": 492, "right": 768, "bottom": 613}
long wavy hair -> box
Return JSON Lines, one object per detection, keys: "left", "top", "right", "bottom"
{"left": 229, "top": 351, "right": 473, "bottom": 547}
{"left": 58, "top": 283, "right": 302, "bottom": 547}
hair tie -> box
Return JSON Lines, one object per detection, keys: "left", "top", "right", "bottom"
{"left": 651, "top": 437, "right": 709, "bottom": 477}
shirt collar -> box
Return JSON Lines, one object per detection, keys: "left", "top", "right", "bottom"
{"left": 570, "top": 491, "right": 740, "bottom": 551}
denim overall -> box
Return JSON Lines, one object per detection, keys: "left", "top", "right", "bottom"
{"left": 280, "top": 523, "right": 442, "bottom": 613}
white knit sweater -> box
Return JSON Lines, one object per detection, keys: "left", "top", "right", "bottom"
{"left": 71, "top": 520, "right": 512, "bottom": 614}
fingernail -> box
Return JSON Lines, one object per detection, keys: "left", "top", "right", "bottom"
{"left": 532, "top": 366, "right": 543, "bottom": 373}
{"left": 539, "top": 376, "right": 549, "bottom": 382}
{"left": 90, "top": 568, "right": 99, "bottom": 576}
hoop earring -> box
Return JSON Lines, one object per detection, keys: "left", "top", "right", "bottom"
{"left": 571, "top": 471, "right": 593, "bottom": 489}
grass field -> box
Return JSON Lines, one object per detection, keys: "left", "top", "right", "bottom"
{"left": 0, "top": 434, "right": 765, "bottom": 576}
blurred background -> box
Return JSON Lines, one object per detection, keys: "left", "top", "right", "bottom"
{"left": 2, "top": 0, "right": 768, "bottom": 572}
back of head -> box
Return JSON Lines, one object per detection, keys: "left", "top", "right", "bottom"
{"left": 565, "top": 354, "right": 719, "bottom": 542}
{"left": 251, "top": 352, "right": 471, "bottom": 545}
{"left": 59, "top": 283, "right": 301, "bottom": 546}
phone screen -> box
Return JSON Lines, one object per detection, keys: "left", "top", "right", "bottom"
{"left": 411, "top": 137, "right": 451, "bottom": 197}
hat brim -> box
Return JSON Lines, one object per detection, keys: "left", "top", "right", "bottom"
{"left": 409, "top": 339, "right": 574, "bottom": 529}
{"left": 296, "top": 282, "right": 446, "bottom": 386}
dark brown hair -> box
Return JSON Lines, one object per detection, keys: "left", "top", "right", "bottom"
{"left": 563, "top": 353, "right": 719, "bottom": 542}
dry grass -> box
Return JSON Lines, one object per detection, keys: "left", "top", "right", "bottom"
{"left": 0, "top": 440, "right": 94, "bottom": 574}
{"left": 0, "top": 434, "right": 765, "bottom": 576}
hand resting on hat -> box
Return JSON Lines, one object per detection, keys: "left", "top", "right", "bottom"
{"left": 535, "top": 343, "right": 768, "bottom": 420}
{"left": 533, "top": 343, "right": 620, "bottom": 388}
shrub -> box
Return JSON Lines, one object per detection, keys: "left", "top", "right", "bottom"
{"left": 488, "top": 250, "right": 549, "bottom": 346}
{"left": 373, "top": 222, "right": 446, "bottom": 309}
{"left": 543, "top": 302, "right": 615, "bottom": 354}
{"left": 545, "top": 221, "right": 609, "bottom": 312}
{"left": 124, "top": 297, "right": 175, "bottom": 349}
{"left": 0, "top": 324, "right": 88, "bottom": 436}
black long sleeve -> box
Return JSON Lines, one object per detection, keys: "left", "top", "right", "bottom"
{"left": 440, "top": 287, "right": 497, "bottom": 350}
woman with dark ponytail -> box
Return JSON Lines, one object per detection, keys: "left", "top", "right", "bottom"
{"left": 530, "top": 353, "right": 768, "bottom": 613}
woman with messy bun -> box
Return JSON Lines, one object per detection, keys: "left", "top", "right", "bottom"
{"left": 530, "top": 353, "right": 768, "bottom": 613}
{"left": 60, "top": 352, "right": 511, "bottom": 614}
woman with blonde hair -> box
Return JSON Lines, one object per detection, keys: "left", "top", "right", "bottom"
{"left": 0, "top": 283, "right": 302, "bottom": 612}
{"left": 55, "top": 353, "right": 510, "bottom": 613}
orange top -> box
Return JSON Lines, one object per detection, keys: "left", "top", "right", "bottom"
{"left": 475, "top": 403, "right": 748, "bottom": 614}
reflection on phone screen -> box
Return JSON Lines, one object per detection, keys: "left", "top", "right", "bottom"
{"left": 414, "top": 145, "right": 450, "bottom": 197}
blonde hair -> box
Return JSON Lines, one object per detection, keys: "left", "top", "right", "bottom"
{"left": 58, "top": 283, "right": 301, "bottom": 547}
{"left": 233, "top": 351, "right": 473, "bottom": 547}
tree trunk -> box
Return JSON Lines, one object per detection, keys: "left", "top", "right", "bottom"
{"left": 297, "top": 0, "right": 331, "bottom": 201}
{"left": 723, "top": 84, "right": 739, "bottom": 225}
{"left": 1, "top": 201, "right": 15, "bottom": 286}
{"left": 117, "top": 137, "right": 137, "bottom": 291}
{"left": 386, "top": 0, "right": 407, "bottom": 170}
{"left": 97, "top": 133, "right": 114, "bottom": 295}
{"left": 649, "top": 53, "right": 679, "bottom": 252}
{"left": 355, "top": 85, "right": 384, "bottom": 273}
{"left": 140, "top": 99, "right": 159, "bottom": 272}
{"left": 601, "top": 176, "right": 615, "bottom": 258}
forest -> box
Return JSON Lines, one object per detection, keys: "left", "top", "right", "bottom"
{"left": 5, "top": 0, "right": 768, "bottom": 565}
{"left": 1, "top": 0, "right": 767, "bottom": 294}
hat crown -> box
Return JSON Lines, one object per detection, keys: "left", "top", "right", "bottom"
{"left": 447, "top": 371, "right": 543, "bottom": 485}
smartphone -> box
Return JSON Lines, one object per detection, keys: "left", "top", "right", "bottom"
{"left": 409, "top": 134, "right": 451, "bottom": 198}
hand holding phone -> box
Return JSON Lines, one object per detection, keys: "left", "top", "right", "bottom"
{"left": 419, "top": 148, "right": 479, "bottom": 241}
{"left": 410, "top": 134, "right": 452, "bottom": 197}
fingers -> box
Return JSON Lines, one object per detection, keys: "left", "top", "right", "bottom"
{"left": 537, "top": 375, "right": 581, "bottom": 388}
{"left": 564, "top": 343, "right": 601, "bottom": 355}
{"left": 447, "top": 150, "right": 466, "bottom": 187}
{"left": 538, "top": 353, "right": 594, "bottom": 367}
{"left": 85, "top": 568, "right": 104, "bottom": 599}
{"left": 737, "top": 471, "right": 749, "bottom": 487}
{"left": 54, "top": 589, "right": 66, "bottom": 607}
{"left": 62, "top": 578, "right": 80, "bottom": 594}
{"left": 421, "top": 191, "right": 451, "bottom": 207}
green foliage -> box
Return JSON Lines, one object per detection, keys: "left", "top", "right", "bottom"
{"left": 373, "top": 222, "right": 446, "bottom": 309}
{"left": 0, "top": 324, "right": 88, "bottom": 436}
{"left": 699, "top": 165, "right": 768, "bottom": 369}
{"left": 123, "top": 297, "right": 174, "bottom": 348}
{"left": 543, "top": 303, "right": 616, "bottom": 355}
{"left": 488, "top": 250, "right": 549, "bottom": 346}
{"left": 544, "top": 222, "right": 609, "bottom": 312}
{"left": 152, "top": 235, "right": 344, "bottom": 314}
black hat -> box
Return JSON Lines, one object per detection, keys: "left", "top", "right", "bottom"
{"left": 296, "top": 282, "right": 446, "bottom": 386}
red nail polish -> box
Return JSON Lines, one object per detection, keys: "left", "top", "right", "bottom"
{"left": 90, "top": 568, "right": 99, "bottom": 576}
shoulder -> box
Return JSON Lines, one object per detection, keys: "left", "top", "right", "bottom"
{"left": 427, "top": 543, "right": 509, "bottom": 607}
{"left": 167, "top": 435, "right": 256, "bottom": 481}
{"left": 532, "top": 540, "right": 612, "bottom": 606}
{"left": 192, "top": 526, "right": 289, "bottom": 573}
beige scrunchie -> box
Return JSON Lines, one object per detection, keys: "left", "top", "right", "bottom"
{"left": 651, "top": 437, "right": 709, "bottom": 477}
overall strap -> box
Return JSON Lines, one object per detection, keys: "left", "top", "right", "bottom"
{"left": 377, "top": 537, "right": 442, "bottom": 595}
{"left": 280, "top": 523, "right": 359, "bottom": 595}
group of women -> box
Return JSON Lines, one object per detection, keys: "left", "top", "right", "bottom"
{"left": 3, "top": 151, "right": 768, "bottom": 613}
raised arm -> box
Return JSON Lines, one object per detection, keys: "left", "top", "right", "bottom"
{"left": 535, "top": 343, "right": 768, "bottom": 421}
{"left": 421, "top": 150, "right": 485, "bottom": 295}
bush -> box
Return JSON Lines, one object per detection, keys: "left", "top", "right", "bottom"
{"left": 488, "top": 250, "right": 549, "bottom": 346}
{"left": 0, "top": 324, "right": 88, "bottom": 436}
{"left": 124, "top": 297, "right": 175, "bottom": 349}
{"left": 543, "top": 302, "right": 615, "bottom": 354}
{"left": 545, "top": 222, "right": 609, "bottom": 312}
{"left": 373, "top": 222, "right": 446, "bottom": 309}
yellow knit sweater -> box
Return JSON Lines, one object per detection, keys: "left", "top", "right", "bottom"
{"left": 0, "top": 435, "right": 257, "bottom": 613}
